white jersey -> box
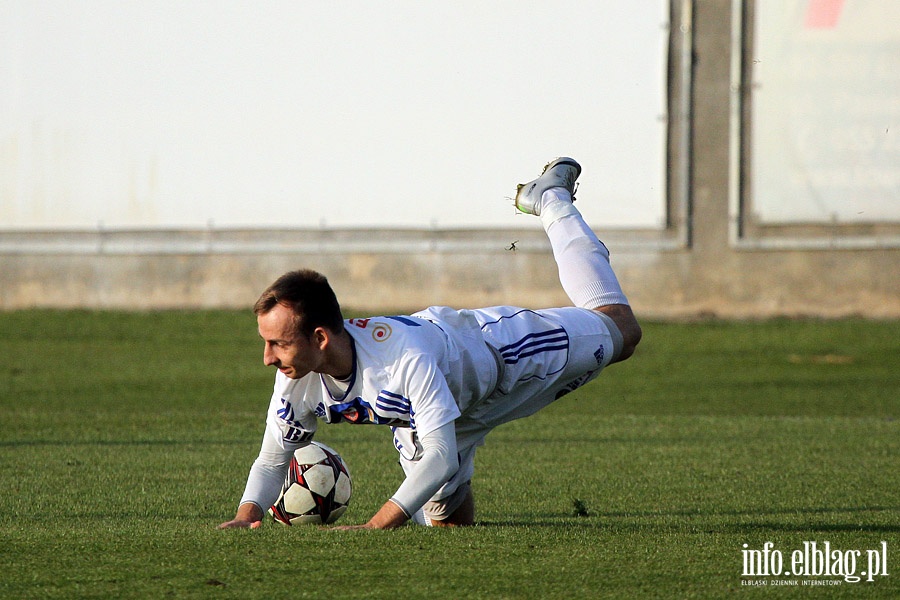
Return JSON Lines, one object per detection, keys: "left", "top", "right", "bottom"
{"left": 263, "top": 307, "right": 500, "bottom": 454}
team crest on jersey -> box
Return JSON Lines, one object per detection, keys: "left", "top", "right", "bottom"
{"left": 338, "top": 401, "right": 368, "bottom": 423}
{"left": 318, "top": 396, "right": 409, "bottom": 427}
{"left": 348, "top": 317, "right": 394, "bottom": 342}
{"left": 371, "top": 323, "right": 392, "bottom": 342}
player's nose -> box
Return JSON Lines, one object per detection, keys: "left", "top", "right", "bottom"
{"left": 263, "top": 343, "right": 278, "bottom": 367}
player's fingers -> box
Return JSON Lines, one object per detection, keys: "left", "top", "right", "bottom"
{"left": 217, "top": 519, "right": 259, "bottom": 529}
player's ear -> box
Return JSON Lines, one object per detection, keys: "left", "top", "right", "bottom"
{"left": 312, "top": 327, "right": 329, "bottom": 350}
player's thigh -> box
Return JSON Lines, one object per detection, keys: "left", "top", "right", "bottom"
{"left": 537, "top": 306, "right": 619, "bottom": 371}
{"left": 467, "top": 308, "right": 615, "bottom": 427}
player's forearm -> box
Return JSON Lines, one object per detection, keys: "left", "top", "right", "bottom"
{"left": 345, "top": 424, "right": 459, "bottom": 530}
{"left": 239, "top": 439, "right": 295, "bottom": 513}
{"left": 365, "top": 500, "right": 410, "bottom": 529}
{"left": 390, "top": 422, "right": 459, "bottom": 517}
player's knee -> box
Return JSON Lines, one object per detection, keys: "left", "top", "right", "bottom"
{"left": 431, "top": 487, "right": 476, "bottom": 527}
{"left": 593, "top": 304, "right": 641, "bottom": 363}
{"left": 430, "top": 514, "right": 475, "bottom": 527}
{"left": 618, "top": 320, "right": 642, "bottom": 362}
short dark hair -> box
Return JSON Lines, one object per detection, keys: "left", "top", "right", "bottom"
{"left": 254, "top": 269, "right": 344, "bottom": 337}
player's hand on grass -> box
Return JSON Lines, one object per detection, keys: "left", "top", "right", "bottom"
{"left": 330, "top": 500, "right": 408, "bottom": 530}
{"left": 217, "top": 502, "right": 264, "bottom": 530}
{"left": 217, "top": 519, "right": 262, "bottom": 530}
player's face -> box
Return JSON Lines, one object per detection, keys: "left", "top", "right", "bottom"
{"left": 257, "top": 303, "right": 325, "bottom": 379}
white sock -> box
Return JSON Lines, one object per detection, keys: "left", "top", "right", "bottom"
{"left": 540, "top": 188, "right": 629, "bottom": 309}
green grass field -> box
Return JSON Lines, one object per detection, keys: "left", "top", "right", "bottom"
{"left": 1, "top": 311, "right": 897, "bottom": 599}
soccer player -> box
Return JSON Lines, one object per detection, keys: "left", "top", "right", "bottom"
{"left": 218, "top": 158, "right": 641, "bottom": 529}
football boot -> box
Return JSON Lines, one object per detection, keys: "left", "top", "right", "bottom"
{"left": 514, "top": 157, "right": 581, "bottom": 216}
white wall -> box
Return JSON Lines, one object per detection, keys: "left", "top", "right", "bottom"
{"left": 751, "top": 0, "right": 900, "bottom": 224}
{"left": 0, "top": 1, "right": 668, "bottom": 230}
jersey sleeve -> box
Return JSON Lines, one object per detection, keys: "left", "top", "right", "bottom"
{"left": 239, "top": 373, "right": 318, "bottom": 512}
{"left": 265, "top": 371, "right": 319, "bottom": 450}
{"left": 398, "top": 352, "right": 462, "bottom": 437}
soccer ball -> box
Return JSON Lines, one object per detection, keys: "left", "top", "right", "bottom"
{"left": 269, "top": 442, "right": 352, "bottom": 525}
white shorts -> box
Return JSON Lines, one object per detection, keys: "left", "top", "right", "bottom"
{"left": 398, "top": 306, "right": 621, "bottom": 521}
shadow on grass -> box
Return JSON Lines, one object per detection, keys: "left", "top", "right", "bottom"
{"left": 476, "top": 505, "right": 900, "bottom": 534}
{"left": 596, "top": 505, "right": 900, "bottom": 520}
{"left": 0, "top": 439, "right": 252, "bottom": 447}
{"left": 474, "top": 521, "right": 900, "bottom": 534}
{"left": 716, "top": 522, "right": 900, "bottom": 534}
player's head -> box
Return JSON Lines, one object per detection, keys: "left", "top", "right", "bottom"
{"left": 254, "top": 269, "right": 345, "bottom": 337}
